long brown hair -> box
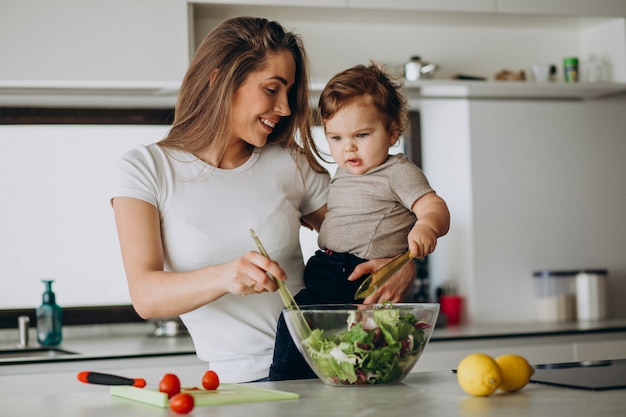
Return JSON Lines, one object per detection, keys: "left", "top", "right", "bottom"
{"left": 159, "top": 16, "right": 325, "bottom": 173}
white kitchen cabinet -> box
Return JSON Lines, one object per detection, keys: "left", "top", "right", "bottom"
{"left": 575, "top": 333, "right": 626, "bottom": 361}
{"left": 0, "top": 0, "right": 189, "bottom": 84}
{"left": 191, "top": 0, "right": 346, "bottom": 6}
{"left": 415, "top": 337, "right": 574, "bottom": 372}
{"left": 497, "top": 0, "right": 626, "bottom": 17}
{"left": 190, "top": 2, "right": 626, "bottom": 85}
{"left": 414, "top": 331, "right": 626, "bottom": 372}
{"left": 349, "top": 0, "right": 494, "bottom": 13}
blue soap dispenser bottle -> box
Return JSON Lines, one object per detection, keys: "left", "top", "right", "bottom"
{"left": 37, "top": 279, "right": 63, "bottom": 346}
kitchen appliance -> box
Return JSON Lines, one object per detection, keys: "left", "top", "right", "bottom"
{"left": 530, "top": 359, "right": 626, "bottom": 390}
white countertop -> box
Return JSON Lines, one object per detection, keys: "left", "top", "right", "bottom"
{"left": 1, "top": 319, "right": 624, "bottom": 416}
{"left": 0, "top": 367, "right": 624, "bottom": 417}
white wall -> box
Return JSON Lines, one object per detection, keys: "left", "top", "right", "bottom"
{"left": 0, "top": 125, "right": 167, "bottom": 309}
{"left": 2, "top": 2, "right": 626, "bottom": 322}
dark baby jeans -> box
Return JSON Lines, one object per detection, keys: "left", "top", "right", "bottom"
{"left": 269, "top": 249, "right": 367, "bottom": 381}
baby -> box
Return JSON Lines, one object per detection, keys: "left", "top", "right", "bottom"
{"left": 270, "top": 63, "right": 450, "bottom": 380}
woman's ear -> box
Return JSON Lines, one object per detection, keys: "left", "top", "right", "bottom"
{"left": 209, "top": 69, "right": 219, "bottom": 88}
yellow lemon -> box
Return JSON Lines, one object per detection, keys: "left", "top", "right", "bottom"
{"left": 456, "top": 353, "right": 503, "bottom": 397}
{"left": 495, "top": 354, "right": 535, "bottom": 392}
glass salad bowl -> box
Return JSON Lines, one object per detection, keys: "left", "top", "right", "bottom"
{"left": 283, "top": 303, "right": 439, "bottom": 386}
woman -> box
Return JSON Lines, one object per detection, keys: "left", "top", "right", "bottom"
{"left": 111, "top": 16, "right": 414, "bottom": 383}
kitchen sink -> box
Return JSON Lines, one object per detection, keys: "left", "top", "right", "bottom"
{"left": 0, "top": 347, "right": 77, "bottom": 360}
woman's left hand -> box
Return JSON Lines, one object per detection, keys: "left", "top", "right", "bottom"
{"left": 347, "top": 258, "right": 415, "bottom": 303}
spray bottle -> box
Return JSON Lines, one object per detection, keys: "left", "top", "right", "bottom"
{"left": 36, "top": 279, "right": 63, "bottom": 346}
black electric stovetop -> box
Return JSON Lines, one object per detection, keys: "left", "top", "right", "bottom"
{"left": 530, "top": 359, "right": 626, "bottom": 390}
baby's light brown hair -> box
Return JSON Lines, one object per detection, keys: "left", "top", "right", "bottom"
{"left": 318, "top": 62, "right": 409, "bottom": 141}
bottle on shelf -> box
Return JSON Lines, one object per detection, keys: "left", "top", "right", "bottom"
{"left": 582, "top": 54, "right": 609, "bottom": 83}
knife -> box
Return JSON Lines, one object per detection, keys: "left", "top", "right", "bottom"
{"left": 354, "top": 250, "right": 413, "bottom": 300}
{"left": 77, "top": 371, "right": 147, "bottom": 387}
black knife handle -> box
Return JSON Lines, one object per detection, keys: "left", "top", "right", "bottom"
{"left": 77, "top": 371, "right": 146, "bottom": 387}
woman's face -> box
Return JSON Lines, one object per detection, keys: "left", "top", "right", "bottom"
{"left": 324, "top": 98, "right": 397, "bottom": 175}
{"left": 230, "top": 50, "right": 296, "bottom": 149}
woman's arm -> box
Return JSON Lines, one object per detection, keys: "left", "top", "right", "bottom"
{"left": 112, "top": 197, "right": 285, "bottom": 319}
{"left": 300, "top": 204, "right": 327, "bottom": 232}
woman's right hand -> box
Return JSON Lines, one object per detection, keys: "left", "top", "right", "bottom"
{"left": 219, "top": 251, "right": 285, "bottom": 295}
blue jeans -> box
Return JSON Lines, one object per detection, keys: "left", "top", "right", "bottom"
{"left": 269, "top": 250, "right": 367, "bottom": 381}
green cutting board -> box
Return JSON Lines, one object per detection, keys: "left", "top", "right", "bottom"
{"left": 110, "top": 384, "right": 299, "bottom": 408}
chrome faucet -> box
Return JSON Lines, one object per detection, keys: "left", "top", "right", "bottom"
{"left": 18, "top": 315, "right": 30, "bottom": 348}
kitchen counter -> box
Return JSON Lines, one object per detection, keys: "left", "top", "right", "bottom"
{"left": 2, "top": 319, "right": 625, "bottom": 370}
{"left": 431, "top": 318, "right": 626, "bottom": 341}
{"left": 0, "top": 322, "right": 196, "bottom": 369}
{"left": 1, "top": 319, "right": 624, "bottom": 415}
{"left": 1, "top": 367, "right": 624, "bottom": 417}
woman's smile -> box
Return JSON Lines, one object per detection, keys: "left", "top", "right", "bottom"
{"left": 230, "top": 50, "right": 295, "bottom": 151}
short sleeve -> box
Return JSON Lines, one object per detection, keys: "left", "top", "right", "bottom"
{"left": 110, "top": 145, "right": 160, "bottom": 207}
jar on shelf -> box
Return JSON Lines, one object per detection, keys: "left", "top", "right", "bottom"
{"left": 404, "top": 56, "right": 422, "bottom": 81}
{"left": 576, "top": 269, "right": 608, "bottom": 321}
{"left": 582, "top": 54, "right": 609, "bottom": 83}
{"left": 533, "top": 270, "right": 577, "bottom": 322}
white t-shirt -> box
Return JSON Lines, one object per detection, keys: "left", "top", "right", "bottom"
{"left": 111, "top": 142, "right": 329, "bottom": 382}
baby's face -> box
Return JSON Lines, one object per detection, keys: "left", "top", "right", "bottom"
{"left": 323, "top": 100, "right": 397, "bottom": 175}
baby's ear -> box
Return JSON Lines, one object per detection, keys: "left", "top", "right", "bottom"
{"left": 388, "top": 123, "right": 401, "bottom": 145}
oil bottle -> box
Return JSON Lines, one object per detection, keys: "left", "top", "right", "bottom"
{"left": 37, "top": 279, "right": 63, "bottom": 346}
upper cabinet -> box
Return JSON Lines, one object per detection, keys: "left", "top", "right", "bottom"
{"left": 191, "top": 1, "right": 626, "bottom": 92}
{"left": 0, "top": 0, "right": 189, "bottom": 107}
{"left": 193, "top": 0, "right": 626, "bottom": 17}
{"left": 2, "top": 0, "right": 625, "bottom": 107}
{"left": 349, "top": 0, "right": 494, "bottom": 13}
{"left": 496, "top": 0, "right": 626, "bottom": 17}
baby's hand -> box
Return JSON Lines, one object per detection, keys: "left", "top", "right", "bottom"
{"left": 408, "top": 223, "right": 438, "bottom": 258}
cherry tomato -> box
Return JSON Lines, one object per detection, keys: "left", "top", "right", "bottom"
{"left": 202, "top": 370, "right": 220, "bottom": 390}
{"left": 169, "top": 393, "right": 194, "bottom": 414}
{"left": 159, "top": 373, "right": 181, "bottom": 399}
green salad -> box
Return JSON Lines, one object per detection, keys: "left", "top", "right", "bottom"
{"left": 301, "top": 306, "right": 431, "bottom": 385}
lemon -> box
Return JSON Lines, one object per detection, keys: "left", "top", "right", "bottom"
{"left": 495, "top": 354, "right": 535, "bottom": 392}
{"left": 456, "top": 353, "right": 503, "bottom": 397}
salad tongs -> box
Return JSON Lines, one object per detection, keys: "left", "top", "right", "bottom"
{"left": 354, "top": 250, "right": 413, "bottom": 299}
{"left": 250, "top": 229, "right": 300, "bottom": 311}
{"left": 250, "top": 229, "right": 311, "bottom": 338}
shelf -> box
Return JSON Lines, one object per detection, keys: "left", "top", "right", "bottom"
{"left": 3, "top": 79, "right": 625, "bottom": 109}
{"left": 407, "top": 80, "right": 626, "bottom": 100}
{"left": 0, "top": 80, "right": 180, "bottom": 109}
{"left": 313, "top": 79, "right": 626, "bottom": 101}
